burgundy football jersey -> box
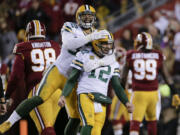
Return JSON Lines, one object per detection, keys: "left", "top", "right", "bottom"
{"left": 126, "top": 49, "right": 164, "bottom": 91}
{"left": 6, "top": 40, "right": 61, "bottom": 99}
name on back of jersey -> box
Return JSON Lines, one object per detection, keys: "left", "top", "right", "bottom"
{"left": 31, "top": 42, "right": 52, "bottom": 48}
{"left": 132, "top": 53, "right": 159, "bottom": 59}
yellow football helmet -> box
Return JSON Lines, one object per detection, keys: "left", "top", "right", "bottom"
{"left": 76, "top": 4, "right": 96, "bottom": 29}
{"left": 134, "top": 32, "right": 153, "bottom": 50}
{"left": 92, "top": 30, "right": 114, "bottom": 57}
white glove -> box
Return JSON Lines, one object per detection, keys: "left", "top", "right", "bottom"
{"left": 86, "top": 30, "right": 109, "bottom": 42}
{"left": 99, "top": 53, "right": 116, "bottom": 66}
{"left": 83, "top": 53, "right": 116, "bottom": 72}
{"left": 83, "top": 59, "right": 99, "bottom": 72}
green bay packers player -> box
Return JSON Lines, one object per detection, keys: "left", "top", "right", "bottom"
{"left": 0, "top": 5, "right": 116, "bottom": 135}
{"left": 121, "top": 32, "right": 180, "bottom": 135}
{"left": 58, "top": 30, "right": 133, "bottom": 135}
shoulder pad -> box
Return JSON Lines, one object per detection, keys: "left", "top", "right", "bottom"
{"left": 61, "top": 22, "right": 78, "bottom": 33}
{"left": 13, "top": 42, "right": 29, "bottom": 54}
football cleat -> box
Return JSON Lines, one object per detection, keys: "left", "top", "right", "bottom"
{"left": 0, "top": 121, "right": 11, "bottom": 134}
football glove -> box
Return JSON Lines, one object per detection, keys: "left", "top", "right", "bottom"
{"left": 83, "top": 59, "right": 99, "bottom": 72}
{"left": 172, "top": 94, "right": 180, "bottom": 108}
{"left": 99, "top": 53, "right": 116, "bottom": 66}
{"left": 86, "top": 30, "right": 109, "bottom": 42}
{"left": 83, "top": 53, "right": 116, "bottom": 72}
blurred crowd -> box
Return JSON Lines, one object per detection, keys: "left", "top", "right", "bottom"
{"left": 0, "top": 0, "right": 180, "bottom": 135}
{"left": 0, "top": 0, "right": 144, "bottom": 61}
{"left": 106, "top": 0, "right": 180, "bottom": 135}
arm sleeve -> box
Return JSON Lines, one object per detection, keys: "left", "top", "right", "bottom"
{"left": 62, "top": 31, "right": 89, "bottom": 50}
{"left": 111, "top": 76, "right": 129, "bottom": 105}
{"left": 5, "top": 55, "right": 25, "bottom": 98}
{"left": 62, "top": 68, "right": 81, "bottom": 97}
{"left": 0, "top": 76, "right": 4, "bottom": 98}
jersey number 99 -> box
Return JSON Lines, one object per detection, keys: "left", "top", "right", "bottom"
{"left": 133, "top": 59, "right": 157, "bottom": 80}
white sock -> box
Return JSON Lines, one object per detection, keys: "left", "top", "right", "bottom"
{"left": 114, "top": 129, "right": 123, "bottom": 135}
{"left": 7, "top": 111, "right": 21, "bottom": 125}
{"left": 130, "top": 131, "right": 139, "bottom": 135}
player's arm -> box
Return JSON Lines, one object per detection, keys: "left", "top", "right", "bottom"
{"left": 61, "top": 23, "right": 109, "bottom": 50}
{"left": 120, "top": 62, "right": 129, "bottom": 89}
{"left": 5, "top": 54, "right": 25, "bottom": 99}
{"left": 161, "top": 61, "right": 180, "bottom": 108}
{"left": 161, "top": 61, "right": 177, "bottom": 94}
{"left": 111, "top": 76, "right": 133, "bottom": 113}
{"left": 58, "top": 68, "right": 81, "bottom": 107}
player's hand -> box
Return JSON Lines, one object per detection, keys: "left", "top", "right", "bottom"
{"left": 0, "top": 98, "right": 7, "bottom": 115}
{"left": 99, "top": 53, "right": 116, "bottom": 66}
{"left": 172, "top": 94, "right": 180, "bottom": 109}
{"left": 86, "top": 30, "right": 109, "bottom": 42}
{"left": 58, "top": 96, "right": 66, "bottom": 107}
{"left": 83, "top": 53, "right": 116, "bottom": 72}
{"left": 125, "top": 102, "right": 134, "bottom": 113}
{"left": 83, "top": 59, "right": 99, "bottom": 72}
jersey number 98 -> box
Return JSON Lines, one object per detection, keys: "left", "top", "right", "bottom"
{"left": 31, "top": 48, "right": 56, "bottom": 72}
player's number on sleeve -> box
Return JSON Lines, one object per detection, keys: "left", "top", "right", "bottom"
{"left": 31, "top": 48, "right": 56, "bottom": 72}
{"left": 134, "top": 59, "right": 157, "bottom": 80}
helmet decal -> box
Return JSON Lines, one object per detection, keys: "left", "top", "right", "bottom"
{"left": 26, "top": 20, "right": 46, "bottom": 40}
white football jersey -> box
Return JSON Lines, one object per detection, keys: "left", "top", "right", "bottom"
{"left": 71, "top": 49, "right": 120, "bottom": 96}
{"left": 54, "top": 22, "right": 94, "bottom": 77}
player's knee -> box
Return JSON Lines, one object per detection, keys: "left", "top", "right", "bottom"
{"left": 91, "top": 126, "right": 102, "bottom": 135}
{"left": 41, "top": 127, "right": 56, "bottom": 135}
{"left": 91, "top": 121, "right": 104, "bottom": 135}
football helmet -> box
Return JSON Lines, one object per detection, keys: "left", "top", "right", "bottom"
{"left": 92, "top": 30, "right": 114, "bottom": 57}
{"left": 25, "top": 20, "right": 46, "bottom": 40}
{"left": 134, "top": 32, "right": 153, "bottom": 50}
{"left": 76, "top": 5, "right": 96, "bottom": 29}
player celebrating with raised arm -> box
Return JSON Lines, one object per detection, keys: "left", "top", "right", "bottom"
{"left": 58, "top": 30, "right": 133, "bottom": 135}
{"left": 121, "top": 32, "right": 180, "bottom": 135}
{"left": 0, "top": 5, "right": 115, "bottom": 135}
{"left": 4, "top": 20, "right": 61, "bottom": 135}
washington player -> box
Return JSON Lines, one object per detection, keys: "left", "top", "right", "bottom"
{"left": 0, "top": 5, "right": 115, "bottom": 135}
{"left": 4, "top": 20, "right": 61, "bottom": 135}
{"left": 58, "top": 30, "right": 133, "bottom": 135}
{"left": 121, "top": 32, "right": 180, "bottom": 135}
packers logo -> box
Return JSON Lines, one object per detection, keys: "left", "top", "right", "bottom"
{"left": 89, "top": 55, "right": 94, "bottom": 60}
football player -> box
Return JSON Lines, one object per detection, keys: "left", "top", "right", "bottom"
{"left": 109, "top": 48, "right": 132, "bottom": 135}
{"left": 58, "top": 30, "right": 133, "bottom": 135}
{"left": 4, "top": 20, "right": 61, "bottom": 135}
{"left": 0, "top": 5, "right": 115, "bottom": 135}
{"left": 0, "top": 75, "right": 6, "bottom": 116}
{"left": 121, "top": 32, "right": 180, "bottom": 135}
